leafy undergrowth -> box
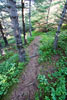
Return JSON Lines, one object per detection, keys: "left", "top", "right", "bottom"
{"left": 35, "top": 29, "right": 67, "bottom": 100}
{"left": 0, "top": 31, "right": 43, "bottom": 99}
{"left": 0, "top": 52, "right": 28, "bottom": 99}
{"left": 27, "top": 31, "right": 44, "bottom": 45}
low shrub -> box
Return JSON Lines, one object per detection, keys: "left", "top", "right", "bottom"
{"left": 0, "top": 54, "right": 25, "bottom": 99}
{"left": 35, "top": 29, "right": 67, "bottom": 100}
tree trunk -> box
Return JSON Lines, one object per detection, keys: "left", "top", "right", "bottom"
{"left": 21, "top": 0, "right": 27, "bottom": 44}
{"left": 7, "top": 0, "right": 25, "bottom": 62}
{"left": 29, "top": 0, "right": 32, "bottom": 36}
{"left": 54, "top": 0, "right": 67, "bottom": 49}
{"left": 46, "top": 0, "right": 52, "bottom": 24}
{"left": 0, "top": 21, "right": 8, "bottom": 46}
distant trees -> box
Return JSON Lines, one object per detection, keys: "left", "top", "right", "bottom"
{"left": 54, "top": 0, "right": 67, "bottom": 49}
{"left": 7, "top": 0, "right": 25, "bottom": 62}
{"left": 32, "top": 0, "right": 54, "bottom": 32}
{"left": 0, "top": 0, "right": 66, "bottom": 59}
{"left": 46, "top": 0, "right": 52, "bottom": 24}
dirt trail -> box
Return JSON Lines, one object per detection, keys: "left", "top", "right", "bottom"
{"left": 10, "top": 36, "right": 41, "bottom": 100}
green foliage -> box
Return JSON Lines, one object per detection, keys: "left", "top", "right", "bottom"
{"left": 35, "top": 29, "right": 67, "bottom": 100}
{"left": 38, "top": 30, "right": 55, "bottom": 63}
{"left": 52, "top": 1, "right": 63, "bottom": 6}
{"left": 27, "top": 36, "right": 34, "bottom": 44}
{"left": 0, "top": 53, "right": 25, "bottom": 98}
{"left": 0, "top": 31, "right": 39, "bottom": 98}
{"left": 8, "top": 38, "right": 15, "bottom": 44}
{"left": 31, "top": 0, "right": 54, "bottom": 31}
{"left": 0, "top": 51, "right": 14, "bottom": 61}
{"left": 58, "top": 30, "right": 67, "bottom": 55}
{"left": 27, "top": 31, "right": 43, "bottom": 45}
{"left": 36, "top": 64, "right": 67, "bottom": 100}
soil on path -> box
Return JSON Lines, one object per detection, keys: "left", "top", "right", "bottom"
{"left": 10, "top": 36, "right": 41, "bottom": 100}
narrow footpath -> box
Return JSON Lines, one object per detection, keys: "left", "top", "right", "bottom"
{"left": 10, "top": 36, "right": 41, "bottom": 100}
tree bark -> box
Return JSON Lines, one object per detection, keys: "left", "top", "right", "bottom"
{"left": 0, "top": 21, "right": 8, "bottom": 46}
{"left": 21, "top": 0, "right": 27, "bottom": 44}
{"left": 7, "top": 0, "right": 25, "bottom": 62}
{"left": 54, "top": 0, "right": 67, "bottom": 49}
{"left": 29, "top": 0, "right": 32, "bottom": 36}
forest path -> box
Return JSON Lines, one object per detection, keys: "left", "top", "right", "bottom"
{"left": 10, "top": 36, "right": 41, "bottom": 100}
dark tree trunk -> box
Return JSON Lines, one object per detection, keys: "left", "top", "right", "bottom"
{"left": 0, "top": 21, "right": 8, "bottom": 46}
{"left": 7, "top": 0, "right": 25, "bottom": 62}
{"left": 46, "top": 0, "right": 52, "bottom": 24}
{"left": 54, "top": 0, "right": 67, "bottom": 49}
{"left": 21, "top": 0, "right": 27, "bottom": 44}
{"left": 29, "top": 0, "right": 32, "bottom": 36}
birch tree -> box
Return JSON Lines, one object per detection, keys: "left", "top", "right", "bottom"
{"left": 7, "top": 0, "right": 25, "bottom": 62}
{"left": 54, "top": 0, "right": 67, "bottom": 49}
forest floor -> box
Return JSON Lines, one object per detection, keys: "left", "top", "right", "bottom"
{"left": 1, "top": 29, "right": 66, "bottom": 100}
{"left": 10, "top": 36, "right": 42, "bottom": 100}
{"left": 1, "top": 33, "right": 59, "bottom": 100}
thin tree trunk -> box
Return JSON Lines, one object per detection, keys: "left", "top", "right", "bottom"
{"left": 29, "top": 0, "right": 32, "bottom": 36}
{"left": 7, "top": 0, "right": 25, "bottom": 62}
{"left": 54, "top": 0, "right": 67, "bottom": 49}
{"left": 21, "top": 0, "right": 27, "bottom": 44}
{"left": 0, "top": 21, "right": 8, "bottom": 46}
{"left": 46, "top": 0, "right": 52, "bottom": 24}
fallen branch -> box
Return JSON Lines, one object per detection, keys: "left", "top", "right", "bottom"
{"left": 30, "top": 54, "right": 39, "bottom": 58}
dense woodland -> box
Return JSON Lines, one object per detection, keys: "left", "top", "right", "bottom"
{"left": 0, "top": 0, "right": 67, "bottom": 100}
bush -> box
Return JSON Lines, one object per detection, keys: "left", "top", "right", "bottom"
{"left": 35, "top": 29, "right": 67, "bottom": 100}
{"left": 38, "top": 31, "right": 54, "bottom": 63}
{"left": 35, "top": 56, "right": 67, "bottom": 100}
{"left": 0, "top": 54, "right": 25, "bottom": 98}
